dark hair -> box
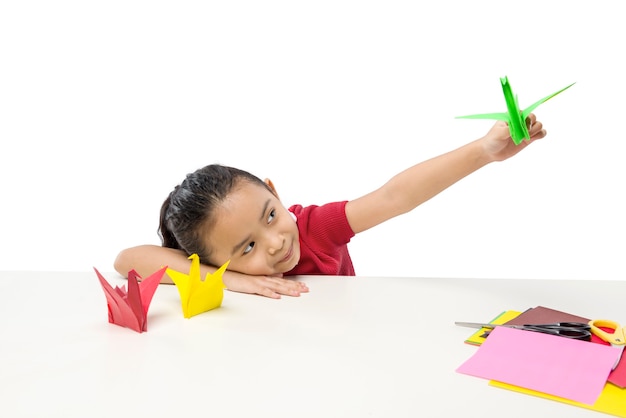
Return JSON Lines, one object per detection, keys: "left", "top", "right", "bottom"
{"left": 158, "top": 164, "right": 272, "bottom": 264}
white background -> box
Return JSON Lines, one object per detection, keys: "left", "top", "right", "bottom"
{"left": 1, "top": 1, "right": 623, "bottom": 280}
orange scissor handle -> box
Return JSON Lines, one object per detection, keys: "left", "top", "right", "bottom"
{"left": 589, "top": 319, "right": 626, "bottom": 345}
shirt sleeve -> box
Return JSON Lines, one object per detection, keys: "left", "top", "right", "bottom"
{"left": 290, "top": 201, "right": 355, "bottom": 249}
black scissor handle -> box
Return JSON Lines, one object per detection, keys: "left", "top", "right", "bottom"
{"left": 522, "top": 323, "right": 592, "bottom": 341}
{"left": 550, "top": 321, "right": 591, "bottom": 331}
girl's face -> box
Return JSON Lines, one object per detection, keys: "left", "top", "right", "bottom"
{"left": 202, "top": 181, "right": 300, "bottom": 276}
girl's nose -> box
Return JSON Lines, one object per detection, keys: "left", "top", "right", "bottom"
{"left": 267, "top": 233, "right": 284, "bottom": 255}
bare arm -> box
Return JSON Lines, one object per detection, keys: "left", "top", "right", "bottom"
{"left": 114, "top": 245, "right": 308, "bottom": 299}
{"left": 346, "top": 116, "right": 546, "bottom": 234}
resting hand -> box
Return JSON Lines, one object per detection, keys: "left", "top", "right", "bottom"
{"left": 481, "top": 113, "right": 547, "bottom": 162}
{"left": 222, "top": 270, "right": 309, "bottom": 299}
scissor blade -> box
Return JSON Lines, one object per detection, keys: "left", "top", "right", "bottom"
{"left": 455, "top": 322, "right": 500, "bottom": 329}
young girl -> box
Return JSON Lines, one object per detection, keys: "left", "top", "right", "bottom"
{"left": 114, "top": 115, "right": 546, "bottom": 298}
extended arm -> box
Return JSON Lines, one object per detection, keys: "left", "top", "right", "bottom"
{"left": 345, "top": 116, "right": 546, "bottom": 234}
{"left": 114, "top": 245, "right": 308, "bottom": 299}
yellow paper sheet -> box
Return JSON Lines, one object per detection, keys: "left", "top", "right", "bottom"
{"left": 490, "top": 380, "right": 626, "bottom": 417}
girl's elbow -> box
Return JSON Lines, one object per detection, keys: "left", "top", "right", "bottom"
{"left": 113, "top": 249, "right": 132, "bottom": 278}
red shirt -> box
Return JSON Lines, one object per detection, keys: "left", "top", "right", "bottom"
{"left": 285, "top": 201, "right": 356, "bottom": 276}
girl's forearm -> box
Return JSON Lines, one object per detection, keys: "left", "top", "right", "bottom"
{"left": 385, "top": 139, "right": 491, "bottom": 214}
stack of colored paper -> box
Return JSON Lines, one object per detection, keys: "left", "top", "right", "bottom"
{"left": 456, "top": 306, "right": 626, "bottom": 417}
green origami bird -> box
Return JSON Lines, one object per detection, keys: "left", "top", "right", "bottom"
{"left": 456, "top": 76, "right": 575, "bottom": 145}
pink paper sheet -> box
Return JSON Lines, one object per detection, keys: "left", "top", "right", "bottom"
{"left": 456, "top": 326, "right": 622, "bottom": 405}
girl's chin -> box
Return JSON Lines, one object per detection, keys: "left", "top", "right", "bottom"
{"left": 272, "top": 261, "right": 297, "bottom": 275}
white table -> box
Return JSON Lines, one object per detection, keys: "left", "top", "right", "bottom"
{"left": 1, "top": 272, "right": 623, "bottom": 417}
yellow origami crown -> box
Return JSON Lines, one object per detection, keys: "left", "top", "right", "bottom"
{"left": 166, "top": 254, "right": 229, "bottom": 319}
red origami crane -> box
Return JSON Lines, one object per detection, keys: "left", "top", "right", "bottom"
{"left": 94, "top": 266, "right": 167, "bottom": 333}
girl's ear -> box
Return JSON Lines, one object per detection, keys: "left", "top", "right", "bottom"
{"left": 264, "top": 178, "right": 280, "bottom": 199}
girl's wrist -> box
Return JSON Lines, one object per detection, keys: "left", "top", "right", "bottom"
{"left": 471, "top": 138, "right": 496, "bottom": 167}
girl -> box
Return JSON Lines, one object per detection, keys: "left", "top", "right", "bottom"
{"left": 115, "top": 115, "right": 546, "bottom": 298}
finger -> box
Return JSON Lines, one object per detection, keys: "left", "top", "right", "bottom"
{"left": 530, "top": 129, "right": 547, "bottom": 140}
{"left": 258, "top": 288, "right": 282, "bottom": 299}
{"left": 227, "top": 286, "right": 282, "bottom": 299}
{"left": 271, "top": 277, "right": 309, "bottom": 291}
{"left": 266, "top": 278, "right": 307, "bottom": 297}
{"left": 528, "top": 120, "right": 543, "bottom": 136}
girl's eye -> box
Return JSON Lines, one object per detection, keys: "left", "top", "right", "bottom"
{"left": 243, "top": 242, "right": 255, "bottom": 255}
{"left": 267, "top": 209, "right": 276, "bottom": 223}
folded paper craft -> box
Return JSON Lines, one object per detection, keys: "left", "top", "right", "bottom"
{"left": 166, "top": 254, "right": 228, "bottom": 318}
{"left": 95, "top": 266, "right": 167, "bottom": 333}
{"left": 456, "top": 76, "right": 575, "bottom": 145}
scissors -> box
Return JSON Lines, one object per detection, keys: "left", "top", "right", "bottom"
{"left": 455, "top": 321, "right": 592, "bottom": 341}
{"left": 588, "top": 319, "right": 626, "bottom": 369}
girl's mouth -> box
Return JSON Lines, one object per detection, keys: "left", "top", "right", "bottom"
{"left": 279, "top": 245, "right": 293, "bottom": 264}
